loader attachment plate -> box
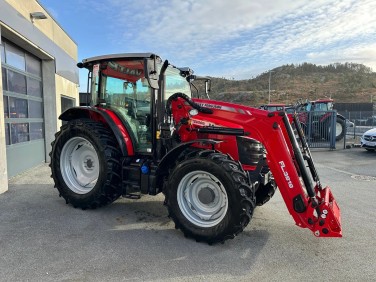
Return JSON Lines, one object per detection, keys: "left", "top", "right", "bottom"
{"left": 312, "top": 186, "right": 342, "bottom": 237}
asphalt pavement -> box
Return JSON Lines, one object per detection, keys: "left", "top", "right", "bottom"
{"left": 1, "top": 147, "right": 375, "bottom": 281}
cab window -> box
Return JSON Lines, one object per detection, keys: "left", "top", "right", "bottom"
{"left": 164, "top": 66, "right": 191, "bottom": 101}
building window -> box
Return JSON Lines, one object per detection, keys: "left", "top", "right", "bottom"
{"left": 1, "top": 43, "right": 5, "bottom": 63}
{"left": 5, "top": 43, "right": 25, "bottom": 71}
{"left": 11, "top": 123, "right": 29, "bottom": 144}
{"left": 3, "top": 95, "right": 8, "bottom": 118}
{"left": 61, "top": 96, "right": 75, "bottom": 125}
{"left": 27, "top": 77, "right": 42, "bottom": 97}
{"left": 29, "top": 100, "right": 43, "bottom": 118}
{"left": 2, "top": 38, "right": 44, "bottom": 145}
{"left": 9, "top": 97, "right": 28, "bottom": 118}
{"left": 30, "top": 122, "right": 44, "bottom": 141}
{"left": 5, "top": 123, "right": 10, "bottom": 145}
{"left": 1, "top": 67, "right": 7, "bottom": 90}
{"left": 8, "top": 70, "right": 27, "bottom": 94}
{"left": 26, "top": 53, "right": 41, "bottom": 77}
{"left": 61, "top": 96, "right": 75, "bottom": 113}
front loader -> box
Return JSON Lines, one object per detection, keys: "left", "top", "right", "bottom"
{"left": 50, "top": 53, "right": 342, "bottom": 244}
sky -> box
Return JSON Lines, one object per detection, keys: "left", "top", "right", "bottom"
{"left": 38, "top": 0, "right": 376, "bottom": 91}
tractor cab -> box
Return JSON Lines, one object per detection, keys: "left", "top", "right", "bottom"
{"left": 312, "top": 99, "right": 334, "bottom": 112}
{"left": 77, "top": 53, "right": 193, "bottom": 154}
{"left": 298, "top": 98, "right": 334, "bottom": 112}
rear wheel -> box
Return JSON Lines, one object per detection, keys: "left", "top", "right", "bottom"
{"left": 164, "top": 150, "right": 256, "bottom": 244}
{"left": 335, "top": 117, "right": 345, "bottom": 141}
{"left": 50, "top": 119, "right": 122, "bottom": 209}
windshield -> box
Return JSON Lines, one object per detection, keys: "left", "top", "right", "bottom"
{"left": 315, "top": 102, "right": 329, "bottom": 111}
{"left": 164, "top": 66, "right": 192, "bottom": 101}
{"left": 100, "top": 76, "right": 151, "bottom": 111}
{"left": 92, "top": 59, "right": 150, "bottom": 105}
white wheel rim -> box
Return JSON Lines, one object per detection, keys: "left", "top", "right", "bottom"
{"left": 60, "top": 137, "right": 99, "bottom": 194}
{"left": 336, "top": 122, "right": 343, "bottom": 137}
{"left": 177, "top": 170, "right": 228, "bottom": 228}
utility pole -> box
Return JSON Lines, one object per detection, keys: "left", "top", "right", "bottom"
{"left": 268, "top": 70, "right": 274, "bottom": 104}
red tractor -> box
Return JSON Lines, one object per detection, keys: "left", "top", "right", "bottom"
{"left": 50, "top": 53, "right": 342, "bottom": 243}
{"left": 295, "top": 98, "right": 346, "bottom": 141}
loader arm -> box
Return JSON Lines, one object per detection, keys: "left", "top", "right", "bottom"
{"left": 169, "top": 96, "right": 342, "bottom": 237}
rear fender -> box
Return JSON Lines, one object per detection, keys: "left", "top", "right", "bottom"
{"left": 336, "top": 114, "right": 346, "bottom": 121}
{"left": 60, "top": 107, "right": 134, "bottom": 156}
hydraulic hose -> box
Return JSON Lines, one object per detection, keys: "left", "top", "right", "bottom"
{"left": 166, "top": 92, "right": 213, "bottom": 115}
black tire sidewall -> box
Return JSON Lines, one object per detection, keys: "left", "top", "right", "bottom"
{"left": 51, "top": 120, "right": 121, "bottom": 208}
{"left": 335, "top": 117, "right": 345, "bottom": 141}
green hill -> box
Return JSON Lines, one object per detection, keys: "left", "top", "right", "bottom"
{"left": 198, "top": 62, "right": 376, "bottom": 107}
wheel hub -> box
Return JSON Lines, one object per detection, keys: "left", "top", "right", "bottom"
{"left": 198, "top": 187, "right": 215, "bottom": 205}
{"left": 84, "top": 158, "right": 94, "bottom": 170}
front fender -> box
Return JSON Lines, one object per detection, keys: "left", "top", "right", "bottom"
{"left": 156, "top": 139, "right": 222, "bottom": 190}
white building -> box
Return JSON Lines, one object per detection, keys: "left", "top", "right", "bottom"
{"left": 0, "top": 0, "right": 79, "bottom": 193}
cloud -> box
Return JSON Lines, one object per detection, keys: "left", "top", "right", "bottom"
{"left": 87, "top": 0, "right": 376, "bottom": 78}
{"left": 307, "top": 44, "right": 376, "bottom": 71}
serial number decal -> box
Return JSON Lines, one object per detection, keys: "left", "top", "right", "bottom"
{"left": 279, "top": 161, "right": 294, "bottom": 188}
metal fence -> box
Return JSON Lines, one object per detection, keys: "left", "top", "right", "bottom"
{"left": 296, "top": 110, "right": 337, "bottom": 149}
{"left": 337, "top": 111, "right": 375, "bottom": 149}
{"left": 338, "top": 110, "right": 375, "bottom": 127}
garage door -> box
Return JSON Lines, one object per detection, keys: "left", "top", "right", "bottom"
{"left": 1, "top": 39, "right": 45, "bottom": 177}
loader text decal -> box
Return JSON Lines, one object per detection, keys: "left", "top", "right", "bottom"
{"left": 279, "top": 161, "right": 294, "bottom": 188}
{"left": 197, "top": 103, "right": 223, "bottom": 110}
{"left": 191, "top": 119, "right": 216, "bottom": 127}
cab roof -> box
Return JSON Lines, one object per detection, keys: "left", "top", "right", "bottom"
{"left": 80, "top": 53, "right": 161, "bottom": 67}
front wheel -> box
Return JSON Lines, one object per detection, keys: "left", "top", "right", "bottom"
{"left": 50, "top": 119, "right": 122, "bottom": 209}
{"left": 164, "top": 150, "right": 256, "bottom": 244}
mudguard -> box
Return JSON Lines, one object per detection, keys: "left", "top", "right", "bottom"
{"left": 155, "top": 139, "right": 222, "bottom": 189}
{"left": 59, "top": 107, "right": 133, "bottom": 156}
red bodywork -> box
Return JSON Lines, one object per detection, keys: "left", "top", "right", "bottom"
{"left": 168, "top": 97, "right": 342, "bottom": 238}
{"left": 82, "top": 107, "right": 135, "bottom": 155}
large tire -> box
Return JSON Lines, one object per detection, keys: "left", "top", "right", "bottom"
{"left": 335, "top": 117, "right": 345, "bottom": 141}
{"left": 164, "top": 150, "right": 256, "bottom": 244}
{"left": 50, "top": 119, "right": 122, "bottom": 209}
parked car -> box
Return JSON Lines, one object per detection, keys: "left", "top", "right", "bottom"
{"left": 360, "top": 128, "right": 376, "bottom": 151}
